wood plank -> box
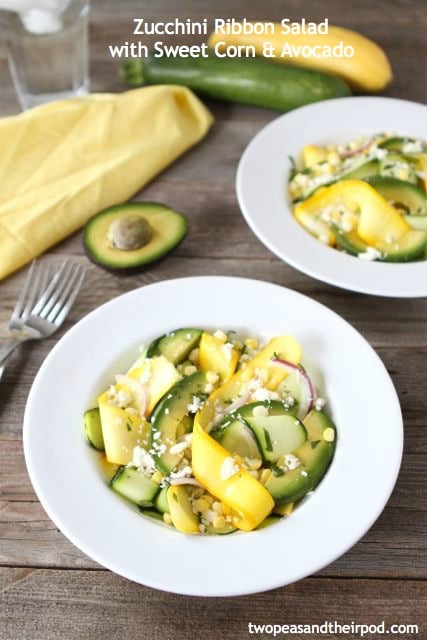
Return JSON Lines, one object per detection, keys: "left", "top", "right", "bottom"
{"left": 0, "top": 435, "right": 425, "bottom": 577}
{"left": 0, "top": 568, "right": 425, "bottom": 640}
{"left": 0, "top": 497, "right": 425, "bottom": 578}
{"left": 1, "top": 252, "right": 427, "bottom": 347}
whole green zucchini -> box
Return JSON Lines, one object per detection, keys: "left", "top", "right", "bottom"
{"left": 121, "top": 53, "right": 351, "bottom": 112}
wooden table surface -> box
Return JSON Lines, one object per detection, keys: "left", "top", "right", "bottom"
{"left": 0, "top": 1, "right": 426, "bottom": 638}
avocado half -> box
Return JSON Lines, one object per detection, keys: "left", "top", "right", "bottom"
{"left": 83, "top": 202, "right": 187, "bottom": 272}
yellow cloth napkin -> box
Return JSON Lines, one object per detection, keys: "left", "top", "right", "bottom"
{"left": 0, "top": 86, "right": 213, "bottom": 280}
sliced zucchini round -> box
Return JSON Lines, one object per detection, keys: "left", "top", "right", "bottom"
{"left": 147, "top": 328, "right": 202, "bottom": 364}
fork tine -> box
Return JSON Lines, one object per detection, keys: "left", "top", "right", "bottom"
{"left": 11, "top": 261, "right": 37, "bottom": 321}
{"left": 46, "top": 264, "right": 85, "bottom": 326}
{"left": 21, "top": 263, "right": 48, "bottom": 320}
{"left": 35, "top": 260, "right": 74, "bottom": 319}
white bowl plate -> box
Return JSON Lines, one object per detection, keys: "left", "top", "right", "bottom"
{"left": 24, "top": 277, "right": 403, "bottom": 596}
{"left": 237, "top": 97, "right": 427, "bottom": 297}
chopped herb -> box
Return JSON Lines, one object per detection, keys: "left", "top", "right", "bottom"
{"left": 271, "top": 464, "right": 285, "bottom": 477}
{"left": 271, "top": 351, "right": 280, "bottom": 360}
{"left": 264, "top": 428, "right": 273, "bottom": 453}
{"left": 223, "top": 399, "right": 233, "bottom": 405}
{"left": 288, "top": 155, "right": 297, "bottom": 179}
{"left": 311, "top": 440, "right": 321, "bottom": 449}
{"left": 126, "top": 421, "right": 132, "bottom": 432}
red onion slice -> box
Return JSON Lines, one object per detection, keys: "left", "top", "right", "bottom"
{"left": 115, "top": 374, "right": 147, "bottom": 417}
{"left": 271, "top": 359, "right": 316, "bottom": 420}
{"left": 224, "top": 389, "right": 252, "bottom": 415}
{"left": 339, "top": 138, "right": 374, "bottom": 159}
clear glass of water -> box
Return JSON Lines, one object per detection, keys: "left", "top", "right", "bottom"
{"left": 1, "top": 0, "right": 90, "bottom": 110}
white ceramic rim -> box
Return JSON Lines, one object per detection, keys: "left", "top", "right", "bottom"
{"left": 236, "top": 97, "right": 427, "bottom": 297}
{"left": 23, "top": 276, "right": 403, "bottom": 596}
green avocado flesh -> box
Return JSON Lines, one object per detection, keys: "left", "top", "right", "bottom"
{"left": 83, "top": 202, "right": 187, "bottom": 271}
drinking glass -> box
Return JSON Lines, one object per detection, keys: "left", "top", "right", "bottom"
{"left": 1, "top": 0, "right": 90, "bottom": 110}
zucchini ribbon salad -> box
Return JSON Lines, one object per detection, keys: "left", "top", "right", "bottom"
{"left": 84, "top": 329, "right": 336, "bottom": 534}
{"left": 289, "top": 135, "right": 427, "bottom": 262}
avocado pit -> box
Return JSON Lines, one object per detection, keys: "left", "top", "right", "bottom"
{"left": 107, "top": 214, "right": 152, "bottom": 251}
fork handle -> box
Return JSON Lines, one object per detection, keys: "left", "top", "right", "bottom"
{"left": 0, "top": 336, "right": 30, "bottom": 381}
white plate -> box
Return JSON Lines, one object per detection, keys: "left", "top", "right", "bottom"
{"left": 24, "top": 277, "right": 403, "bottom": 596}
{"left": 236, "top": 97, "right": 427, "bottom": 297}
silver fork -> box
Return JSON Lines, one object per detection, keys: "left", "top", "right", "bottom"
{"left": 0, "top": 260, "right": 85, "bottom": 381}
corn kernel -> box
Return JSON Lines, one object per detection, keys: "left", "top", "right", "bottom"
{"left": 188, "top": 348, "right": 200, "bottom": 364}
{"left": 190, "top": 487, "right": 204, "bottom": 499}
{"left": 151, "top": 470, "right": 164, "bottom": 484}
{"left": 247, "top": 458, "right": 262, "bottom": 470}
{"left": 184, "top": 365, "right": 197, "bottom": 376}
{"left": 203, "top": 494, "right": 214, "bottom": 505}
{"left": 193, "top": 498, "right": 210, "bottom": 513}
{"left": 206, "top": 371, "right": 219, "bottom": 384}
{"left": 260, "top": 469, "right": 272, "bottom": 484}
{"left": 212, "top": 501, "right": 223, "bottom": 515}
{"left": 163, "top": 513, "right": 173, "bottom": 525}
{"left": 244, "top": 338, "right": 258, "bottom": 349}
{"left": 323, "top": 427, "right": 335, "bottom": 442}
{"left": 326, "top": 150, "right": 340, "bottom": 166}
{"left": 213, "top": 516, "right": 226, "bottom": 529}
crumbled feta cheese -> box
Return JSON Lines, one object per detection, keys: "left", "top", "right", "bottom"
{"left": 314, "top": 397, "right": 326, "bottom": 411}
{"left": 284, "top": 395, "right": 295, "bottom": 407}
{"left": 169, "top": 441, "right": 188, "bottom": 455}
{"left": 170, "top": 465, "right": 193, "bottom": 480}
{"left": 252, "top": 405, "right": 269, "bottom": 417}
{"left": 284, "top": 454, "right": 300, "bottom": 471}
{"left": 132, "top": 446, "right": 156, "bottom": 472}
{"left": 204, "top": 383, "right": 214, "bottom": 394}
{"left": 221, "top": 342, "right": 234, "bottom": 362}
{"left": 252, "top": 387, "right": 279, "bottom": 402}
{"left": 188, "top": 395, "right": 204, "bottom": 413}
{"left": 301, "top": 470, "right": 308, "bottom": 477}
{"left": 206, "top": 371, "right": 219, "bottom": 385}
{"left": 153, "top": 431, "right": 161, "bottom": 440}
{"left": 220, "top": 457, "right": 240, "bottom": 480}
{"left": 402, "top": 141, "right": 423, "bottom": 153}
{"left": 358, "top": 247, "right": 382, "bottom": 262}
{"left": 107, "top": 385, "right": 116, "bottom": 399}
{"left": 213, "top": 330, "right": 227, "bottom": 342}
{"left": 373, "top": 148, "right": 387, "bottom": 160}
{"left": 164, "top": 408, "right": 170, "bottom": 415}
